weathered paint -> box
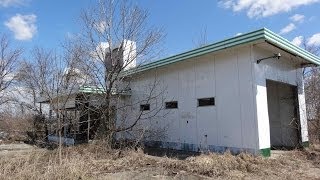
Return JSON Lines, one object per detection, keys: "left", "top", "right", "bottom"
{"left": 117, "top": 33, "right": 313, "bottom": 156}
{"left": 144, "top": 140, "right": 256, "bottom": 154}
{"left": 253, "top": 44, "right": 308, "bottom": 152}
{"left": 120, "top": 45, "right": 259, "bottom": 154}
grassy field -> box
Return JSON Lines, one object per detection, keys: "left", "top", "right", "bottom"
{"left": 0, "top": 143, "right": 319, "bottom": 180}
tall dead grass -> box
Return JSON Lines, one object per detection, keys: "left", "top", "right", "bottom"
{"left": 0, "top": 144, "right": 319, "bottom": 179}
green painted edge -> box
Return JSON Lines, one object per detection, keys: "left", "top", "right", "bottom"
{"left": 260, "top": 148, "right": 271, "bottom": 157}
{"left": 121, "top": 28, "right": 266, "bottom": 76}
{"left": 121, "top": 28, "right": 320, "bottom": 77}
{"left": 264, "top": 29, "right": 320, "bottom": 65}
{"left": 79, "top": 86, "right": 106, "bottom": 94}
{"left": 302, "top": 141, "right": 309, "bottom": 148}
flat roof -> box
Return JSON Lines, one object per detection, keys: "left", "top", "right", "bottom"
{"left": 36, "top": 86, "right": 105, "bottom": 103}
{"left": 123, "top": 28, "right": 320, "bottom": 76}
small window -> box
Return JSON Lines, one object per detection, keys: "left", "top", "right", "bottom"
{"left": 165, "top": 101, "right": 178, "bottom": 109}
{"left": 140, "top": 104, "right": 150, "bottom": 111}
{"left": 198, "top": 97, "right": 215, "bottom": 106}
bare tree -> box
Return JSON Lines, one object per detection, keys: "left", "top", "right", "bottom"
{"left": 18, "top": 46, "right": 86, "bottom": 163}
{"left": 302, "top": 39, "right": 320, "bottom": 143}
{"left": 67, "top": 0, "right": 165, "bottom": 145}
{"left": 302, "top": 40, "right": 320, "bottom": 57}
{"left": 193, "top": 26, "right": 209, "bottom": 48}
{"left": 0, "top": 34, "right": 22, "bottom": 106}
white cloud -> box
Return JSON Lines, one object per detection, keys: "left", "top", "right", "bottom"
{"left": 290, "top": 14, "right": 305, "bottom": 23}
{"left": 220, "top": 0, "right": 320, "bottom": 18}
{"left": 0, "top": 0, "right": 26, "bottom": 7}
{"left": 309, "top": 16, "right": 317, "bottom": 21}
{"left": 279, "top": 23, "right": 296, "bottom": 35}
{"left": 235, "top": 32, "right": 242, "bottom": 36}
{"left": 307, "top": 33, "right": 320, "bottom": 46}
{"left": 4, "top": 14, "right": 37, "bottom": 40}
{"left": 94, "top": 21, "right": 108, "bottom": 33}
{"left": 291, "top": 36, "right": 304, "bottom": 46}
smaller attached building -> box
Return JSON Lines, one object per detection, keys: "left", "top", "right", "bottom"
{"left": 37, "top": 86, "right": 106, "bottom": 144}
{"left": 119, "top": 28, "right": 320, "bottom": 156}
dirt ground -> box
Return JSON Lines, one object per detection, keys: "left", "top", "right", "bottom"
{"left": 0, "top": 143, "right": 320, "bottom": 180}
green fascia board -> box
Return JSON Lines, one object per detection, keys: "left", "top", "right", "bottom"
{"left": 37, "top": 86, "right": 106, "bottom": 104}
{"left": 122, "top": 28, "right": 320, "bottom": 76}
{"left": 263, "top": 28, "right": 320, "bottom": 65}
{"left": 260, "top": 148, "right": 271, "bottom": 157}
{"left": 79, "top": 86, "right": 106, "bottom": 93}
{"left": 122, "top": 28, "right": 266, "bottom": 76}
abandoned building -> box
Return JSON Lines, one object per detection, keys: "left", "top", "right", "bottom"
{"left": 37, "top": 86, "right": 105, "bottom": 144}
{"left": 40, "top": 28, "right": 320, "bottom": 156}
{"left": 119, "top": 28, "right": 320, "bottom": 157}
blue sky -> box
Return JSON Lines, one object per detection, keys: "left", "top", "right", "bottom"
{"left": 0, "top": 0, "right": 320, "bottom": 58}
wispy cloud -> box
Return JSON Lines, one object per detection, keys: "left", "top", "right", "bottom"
{"left": 4, "top": 13, "right": 37, "bottom": 40}
{"left": 307, "top": 33, "right": 320, "bottom": 46}
{"left": 290, "top": 33, "right": 320, "bottom": 47}
{"left": 291, "top": 36, "right": 303, "bottom": 46}
{"left": 290, "top": 14, "right": 305, "bottom": 23}
{"left": 219, "top": 0, "right": 320, "bottom": 18}
{"left": 0, "top": 0, "right": 27, "bottom": 7}
{"left": 94, "top": 21, "right": 108, "bottom": 33}
{"left": 279, "top": 23, "right": 296, "bottom": 35}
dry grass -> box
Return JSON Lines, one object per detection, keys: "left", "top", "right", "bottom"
{"left": 0, "top": 144, "right": 320, "bottom": 180}
{"left": 0, "top": 113, "right": 33, "bottom": 142}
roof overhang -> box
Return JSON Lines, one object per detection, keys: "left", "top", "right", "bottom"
{"left": 122, "top": 28, "right": 320, "bottom": 76}
{"left": 36, "top": 86, "right": 106, "bottom": 104}
{"left": 263, "top": 28, "right": 320, "bottom": 66}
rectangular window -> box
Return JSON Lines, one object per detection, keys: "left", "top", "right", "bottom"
{"left": 140, "top": 104, "right": 150, "bottom": 111}
{"left": 165, "top": 101, "right": 178, "bottom": 109}
{"left": 198, "top": 97, "right": 215, "bottom": 106}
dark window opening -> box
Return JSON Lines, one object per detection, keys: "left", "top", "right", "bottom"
{"left": 140, "top": 104, "right": 150, "bottom": 111}
{"left": 165, "top": 101, "right": 178, "bottom": 109}
{"left": 198, "top": 97, "right": 215, "bottom": 106}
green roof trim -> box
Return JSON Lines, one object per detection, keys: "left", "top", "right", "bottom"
{"left": 122, "top": 28, "right": 320, "bottom": 76}
{"left": 79, "top": 86, "right": 106, "bottom": 93}
{"left": 263, "top": 28, "right": 320, "bottom": 65}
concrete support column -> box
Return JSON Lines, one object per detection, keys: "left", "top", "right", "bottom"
{"left": 256, "top": 84, "right": 271, "bottom": 156}
{"left": 297, "top": 70, "right": 309, "bottom": 146}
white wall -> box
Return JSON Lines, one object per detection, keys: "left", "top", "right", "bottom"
{"left": 215, "top": 47, "right": 257, "bottom": 150}
{"left": 253, "top": 44, "right": 309, "bottom": 150}
{"left": 121, "top": 45, "right": 259, "bottom": 153}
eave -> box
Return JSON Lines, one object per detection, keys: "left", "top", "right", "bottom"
{"left": 122, "top": 28, "right": 320, "bottom": 76}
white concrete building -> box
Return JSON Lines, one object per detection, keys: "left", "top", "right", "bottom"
{"left": 118, "top": 28, "right": 320, "bottom": 156}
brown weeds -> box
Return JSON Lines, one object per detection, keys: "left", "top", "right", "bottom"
{"left": 0, "top": 144, "right": 319, "bottom": 179}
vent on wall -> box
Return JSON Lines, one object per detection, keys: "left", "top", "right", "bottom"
{"left": 140, "top": 104, "right": 150, "bottom": 111}
{"left": 165, "top": 101, "right": 178, "bottom": 109}
{"left": 198, "top": 97, "right": 215, "bottom": 106}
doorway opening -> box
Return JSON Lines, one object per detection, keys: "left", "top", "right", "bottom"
{"left": 266, "top": 80, "right": 301, "bottom": 150}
